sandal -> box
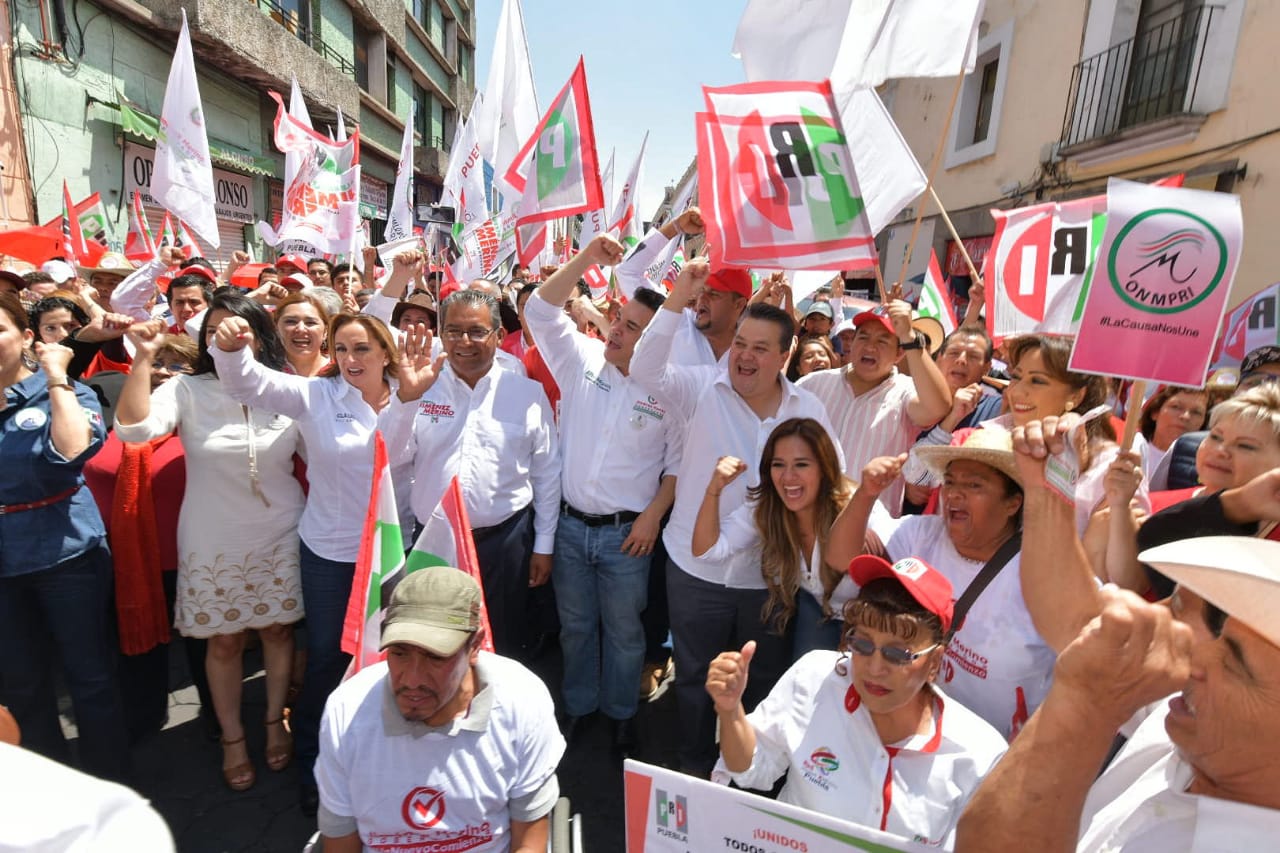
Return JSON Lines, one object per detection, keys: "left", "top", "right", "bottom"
{"left": 221, "top": 735, "right": 256, "bottom": 792}
{"left": 265, "top": 717, "right": 294, "bottom": 772}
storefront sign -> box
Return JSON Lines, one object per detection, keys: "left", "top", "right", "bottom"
{"left": 360, "top": 176, "right": 389, "bottom": 220}
{"left": 125, "top": 142, "right": 257, "bottom": 224}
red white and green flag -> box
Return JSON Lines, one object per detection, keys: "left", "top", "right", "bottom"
{"left": 503, "top": 57, "right": 604, "bottom": 244}
{"left": 697, "top": 80, "right": 875, "bottom": 271}
{"left": 915, "top": 249, "right": 957, "bottom": 335}
{"left": 609, "top": 132, "right": 647, "bottom": 250}
{"left": 175, "top": 219, "right": 204, "bottom": 260}
{"left": 60, "top": 181, "right": 87, "bottom": 265}
{"left": 125, "top": 191, "right": 157, "bottom": 262}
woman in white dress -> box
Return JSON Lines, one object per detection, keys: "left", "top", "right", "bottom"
{"left": 115, "top": 292, "right": 304, "bottom": 792}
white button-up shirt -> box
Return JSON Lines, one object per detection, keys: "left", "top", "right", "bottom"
{"left": 522, "top": 292, "right": 679, "bottom": 514}
{"left": 382, "top": 361, "right": 560, "bottom": 554}
{"left": 630, "top": 309, "right": 841, "bottom": 588}
{"left": 719, "top": 650, "right": 1007, "bottom": 848}
{"left": 1079, "top": 703, "right": 1280, "bottom": 851}
{"left": 211, "top": 345, "right": 397, "bottom": 562}
{"left": 362, "top": 292, "right": 527, "bottom": 376}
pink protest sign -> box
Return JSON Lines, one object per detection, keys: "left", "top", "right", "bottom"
{"left": 1070, "top": 178, "right": 1243, "bottom": 385}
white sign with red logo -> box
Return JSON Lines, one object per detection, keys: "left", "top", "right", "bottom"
{"left": 1211, "top": 281, "right": 1280, "bottom": 369}
{"left": 623, "top": 760, "right": 930, "bottom": 852}
{"left": 1070, "top": 178, "right": 1244, "bottom": 385}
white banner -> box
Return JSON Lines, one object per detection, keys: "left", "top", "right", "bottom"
{"left": 125, "top": 142, "right": 256, "bottom": 224}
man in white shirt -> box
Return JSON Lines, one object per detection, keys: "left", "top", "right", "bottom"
{"left": 798, "top": 304, "right": 951, "bottom": 514}
{"left": 316, "top": 567, "right": 564, "bottom": 853}
{"left": 525, "top": 235, "right": 680, "bottom": 757}
{"left": 383, "top": 289, "right": 560, "bottom": 660}
{"left": 630, "top": 259, "right": 841, "bottom": 777}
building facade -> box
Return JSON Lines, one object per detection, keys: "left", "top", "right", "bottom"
{"left": 882, "top": 0, "right": 1271, "bottom": 310}
{"left": 4, "top": 0, "right": 473, "bottom": 258}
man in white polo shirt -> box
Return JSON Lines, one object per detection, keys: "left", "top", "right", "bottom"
{"left": 316, "top": 567, "right": 564, "bottom": 853}
{"left": 524, "top": 234, "right": 680, "bottom": 757}
{"left": 630, "top": 258, "right": 841, "bottom": 777}
{"left": 798, "top": 302, "right": 951, "bottom": 514}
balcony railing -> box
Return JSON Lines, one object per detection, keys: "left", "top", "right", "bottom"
{"left": 250, "top": 0, "right": 355, "bottom": 77}
{"left": 1059, "top": 3, "right": 1220, "bottom": 148}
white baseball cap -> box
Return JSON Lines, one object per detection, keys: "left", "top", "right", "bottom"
{"left": 40, "top": 259, "right": 76, "bottom": 284}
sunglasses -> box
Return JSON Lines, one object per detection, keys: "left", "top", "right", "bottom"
{"left": 846, "top": 635, "right": 940, "bottom": 667}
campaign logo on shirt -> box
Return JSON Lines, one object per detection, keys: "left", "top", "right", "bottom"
{"left": 13, "top": 407, "right": 47, "bottom": 430}
{"left": 335, "top": 412, "right": 357, "bottom": 423}
{"left": 802, "top": 746, "right": 840, "bottom": 791}
{"left": 630, "top": 396, "right": 667, "bottom": 428}
{"left": 944, "top": 639, "right": 989, "bottom": 682}
{"left": 418, "top": 401, "right": 456, "bottom": 423}
{"left": 401, "top": 786, "right": 447, "bottom": 829}
{"left": 654, "top": 789, "right": 689, "bottom": 840}
{"left": 584, "top": 368, "right": 611, "bottom": 392}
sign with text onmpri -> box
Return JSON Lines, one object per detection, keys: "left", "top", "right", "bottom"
{"left": 1070, "top": 178, "right": 1243, "bottom": 386}
{"left": 125, "top": 141, "right": 257, "bottom": 224}
{"left": 623, "top": 760, "right": 933, "bottom": 853}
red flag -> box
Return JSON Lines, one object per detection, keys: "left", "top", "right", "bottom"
{"left": 61, "top": 181, "right": 85, "bottom": 265}
{"left": 125, "top": 191, "right": 157, "bottom": 262}
{"left": 175, "top": 220, "right": 204, "bottom": 260}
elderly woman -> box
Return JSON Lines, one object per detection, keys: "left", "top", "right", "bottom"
{"left": 694, "top": 417, "right": 855, "bottom": 657}
{"left": 828, "top": 429, "right": 1067, "bottom": 739}
{"left": 707, "top": 554, "right": 1006, "bottom": 847}
{"left": 0, "top": 292, "right": 128, "bottom": 781}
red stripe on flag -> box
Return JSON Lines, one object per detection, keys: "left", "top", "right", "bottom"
{"left": 440, "top": 477, "right": 494, "bottom": 653}
{"left": 341, "top": 432, "right": 389, "bottom": 663}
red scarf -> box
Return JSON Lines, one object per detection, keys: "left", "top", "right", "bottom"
{"left": 112, "top": 438, "right": 172, "bottom": 654}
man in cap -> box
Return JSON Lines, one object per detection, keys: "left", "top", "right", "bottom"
{"left": 798, "top": 300, "right": 951, "bottom": 513}
{"left": 800, "top": 300, "right": 834, "bottom": 338}
{"left": 1237, "top": 345, "right": 1280, "bottom": 393}
{"left": 0, "top": 269, "right": 24, "bottom": 297}
{"left": 276, "top": 253, "right": 309, "bottom": 277}
{"left": 77, "top": 253, "right": 136, "bottom": 308}
{"left": 40, "top": 258, "right": 77, "bottom": 290}
{"left": 315, "top": 567, "right": 564, "bottom": 853}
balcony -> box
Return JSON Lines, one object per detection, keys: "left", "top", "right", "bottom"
{"left": 248, "top": 0, "right": 354, "bottom": 76}
{"left": 1059, "top": 3, "right": 1221, "bottom": 154}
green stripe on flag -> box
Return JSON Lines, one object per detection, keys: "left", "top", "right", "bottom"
{"left": 405, "top": 549, "right": 453, "bottom": 574}
{"left": 1073, "top": 211, "right": 1108, "bottom": 323}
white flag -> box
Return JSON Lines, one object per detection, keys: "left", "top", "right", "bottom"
{"left": 838, "top": 88, "right": 927, "bottom": 234}
{"left": 151, "top": 10, "right": 219, "bottom": 249}
{"left": 609, "top": 132, "right": 647, "bottom": 247}
{"left": 335, "top": 106, "right": 347, "bottom": 143}
{"left": 734, "top": 0, "right": 984, "bottom": 91}
{"left": 285, "top": 75, "right": 313, "bottom": 191}
{"left": 442, "top": 103, "right": 488, "bottom": 238}
{"left": 476, "top": 0, "right": 538, "bottom": 196}
{"left": 385, "top": 107, "right": 415, "bottom": 242}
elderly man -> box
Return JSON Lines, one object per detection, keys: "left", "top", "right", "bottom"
{"left": 316, "top": 568, "right": 564, "bottom": 853}
{"left": 383, "top": 288, "right": 559, "bottom": 659}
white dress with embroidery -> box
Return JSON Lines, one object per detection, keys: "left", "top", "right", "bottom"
{"left": 115, "top": 373, "right": 305, "bottom": 637}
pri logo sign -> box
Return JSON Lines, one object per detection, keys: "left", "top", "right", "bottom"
{"left": 401, "top": 786, "right": 446, "bottom": 830}
{"left": 1108, "top": 209, "right": 1228, "bottom": 315}
{"left": 654, "top": 789, "right": 688, "bottom": 836}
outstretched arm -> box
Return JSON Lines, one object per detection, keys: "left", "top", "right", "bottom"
{"left": 826, "top": 454, "right": 906, "bottom": 573}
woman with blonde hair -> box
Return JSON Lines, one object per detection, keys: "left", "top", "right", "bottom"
{"left": 693, "top": 417, "right": 855, "bottom": 657}
{"left": 273, "top": 292, "right": 331, "bottom": 377}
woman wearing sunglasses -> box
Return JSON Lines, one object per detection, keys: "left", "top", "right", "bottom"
{"left": 706, "top": 554, "right": 1006, "bottom": 847}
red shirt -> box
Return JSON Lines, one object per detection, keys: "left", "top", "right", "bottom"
{"left": 83, "top": 433, "right": 186, "bottom": 572}
{"left": 522, "top": 344, "right": 560, "bottom": 417}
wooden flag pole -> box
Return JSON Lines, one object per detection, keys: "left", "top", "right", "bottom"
{"left": 928, "top": 186, "right": 984, "bottom": 284}
{"left": 873, "top": 262, "right": 889, "bottom": 303}
{"left": 893, "top": 69, "right": 969, "bottom": 294}
{"left": 1120, "top": 380, "right": 1147, "bottom": 453}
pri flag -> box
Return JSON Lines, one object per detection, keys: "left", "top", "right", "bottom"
{"left": 125, "top": 191, "right": 157, "bottom": 262}
{"left": 915, "top": 250, "right": 957, "bottom": 335}
{"left": 503, "top": 57, "right": 605, "bottom": 231}
{"left": 175, "top": 220, "right": 204, "bottom": 260}
{"left": 609, "top": 132, "right": 648, "bottom": 248}
{"left": 384, "top": 106, "right": 416, "bottom": 243}
{"left": 1212, "top": 282, "right": 1280, "bottom": 369}
{"left": 1070, "top": 178, "right": 1244, "bottom": 386}
{"left": 442, "top": 105, "right": 489, "bottom": 241}
{"left": 60, "top": 181, "right": 87, "bottom": 265}
{"left": 698, "top": 80, "right": 875, "bottom": 271}
{"left": 151, "top": 10, "right": 220, "bottom": 249}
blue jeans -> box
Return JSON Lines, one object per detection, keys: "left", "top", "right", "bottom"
{"left": 554, "top": 513, "right": 650, "bottom": 720}
{"left": 792, "top": 590, "right": 844, "bottom": 660}
{"left": 0, "top": 545, "right": 129, "bottom": 781}
{"left": 293, "top": 540, "right": 355, "bottom": 788}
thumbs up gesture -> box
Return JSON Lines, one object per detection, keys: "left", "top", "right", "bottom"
{"left": 705, "top": 641, "right": 756, "bottom": 715}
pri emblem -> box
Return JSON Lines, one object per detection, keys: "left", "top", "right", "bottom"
{"left": 401, "top": 786, "right": 446, "bottom": 830}
{"left": 1108, "top": 210, "right": 1228, "bottom": 315}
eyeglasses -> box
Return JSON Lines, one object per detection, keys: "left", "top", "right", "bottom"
{"left": 846, "top": 635, "right": 940, "bottom": 667}
{"left": 151, "top": 361, "right": 193, "bottom": 374}
{"left": 441, "top": 327, "right": 497, "bottom": 343}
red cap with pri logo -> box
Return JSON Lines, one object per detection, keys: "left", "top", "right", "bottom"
{"left": 706, "top": 268, "right": 752, "bottom": 299}
{"left": 847, "top": 555, "right": 955, "bottom": 633}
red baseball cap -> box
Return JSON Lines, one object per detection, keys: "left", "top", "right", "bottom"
{"left": 852, "top": 307, "right": 896, "bottom": 339}
{"left": 277, "top": 253, "right": 308, "bottom": 273}
{"left": 848, "top": 555, "right": 954, "bottom": 633}
{"left": 706, "top": 268, "right": 752, "bottom": 299}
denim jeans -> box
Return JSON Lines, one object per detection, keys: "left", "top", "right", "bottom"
{"left": 293, "top": 540, "right": 355, "bottom": 788}
{"left": 792, "top": 589, "right": 844, "bottom": 660}
{"left": 0, "top": 545, "right": 130, "bottom": 782}
{"left": 553, "top": 512, "right": 650, "bottom": 720}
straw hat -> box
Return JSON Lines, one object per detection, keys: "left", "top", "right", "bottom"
{"left": 913, "top": 427, "right": 1022, "bottom": 486}
{"left": 1140, "top": 536, "right": 1280, "bottom": 650}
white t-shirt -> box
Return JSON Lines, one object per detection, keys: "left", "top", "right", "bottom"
{"left": 872, "top": 508, "right": 1056, "bottom": 739}
{"left": 718, "top": 650, "right": 1007, "bottom": 848}
{"left": 1078, "top": 702, "right": 1280, "bottom": 851}
{"left": 316, "top": 652, "right": 566, "bottom": 852}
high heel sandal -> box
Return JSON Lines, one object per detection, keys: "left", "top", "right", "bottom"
{"left": 221, "top": 735, "right": 256, "bottom": 792}
{"left": 265, "top": 717, "right": 294, "bottom": 772}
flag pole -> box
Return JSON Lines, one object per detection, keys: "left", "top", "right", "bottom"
{"left": 872, "top": 262, "right": 888, "bottom": 303}
{"left": 928, "top": 186, "right": 983, "bottom": 284}
{"left": 1121, "top": 380, "right": 1147, "bottom": 453}
{"left": 892, "top": 68, "right": 968, "bottom": 295}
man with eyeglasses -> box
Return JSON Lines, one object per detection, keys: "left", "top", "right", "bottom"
{"left": 382, "top": 288, "right": 560, "bottom": 661}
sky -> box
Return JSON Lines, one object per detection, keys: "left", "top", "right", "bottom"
{"left": 472, "top": 0, "right": 749, "bottom": 224}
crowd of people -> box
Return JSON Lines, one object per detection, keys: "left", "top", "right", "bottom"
{"left": 3, "top": 204, "right": 1280, "bottom": 851}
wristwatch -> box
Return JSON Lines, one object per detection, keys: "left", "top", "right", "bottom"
{"left": 900, "top": 332, "right": 924, "bottom": 351}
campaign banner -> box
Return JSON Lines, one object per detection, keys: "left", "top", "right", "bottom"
{"left": 624, "top": 761, "right": 933, "bottom": 853}
{"left": 698, "top": 80, "right": 876, "bottom": 272}
{"left": 1070, "top": 178, "right": 1244, "bottom": 385}
{"left": 1211, "top": 282, "right": 1280, "bottom": 369}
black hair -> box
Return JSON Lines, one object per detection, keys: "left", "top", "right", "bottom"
{"left": 308, "top": 258, "right": 334, "bottom": 276}
{"left": 332, "top": 262, "right": 355, "bottom": 278}
{"left": 29, "top": 296, "right": 90, "bottom": 332}
{"left": 168, "top": 275, "right": 215, "bottom": 303}
{"left": 743, "top": 302, "right": 795, "bottom": 351}
{"left": 23, "top": 271, "right": 55, "bottom": 286}
{"left": 843, "top": 577, "right": 945, "bottom": 647}
{"left": 938, "top": 323, "right": 994, "bottom": 362}
{"left": 194, "top": 290, "right": 288, "bottom": 376}
{"left": 183, "top": 257, "right": 216, "bottom": 272}
{"left": 633, "top": 287, "right": 666, "bottom": 314}
{"left": 258, "top": 266, "right": 279, "bottom": 284}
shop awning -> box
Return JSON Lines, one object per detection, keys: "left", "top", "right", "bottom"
{"left": 90, "top": 99, "right": 277, "bottom": 177}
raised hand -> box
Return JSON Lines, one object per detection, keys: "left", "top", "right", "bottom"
{"left": 158, "top": 246, "right": 185, "bottom": 268}
{"left": 706, "top": 641, "right": 756, "bottom": 715}
{"left": 884, "top": 299, "right": 914, "bottom": 343}
{"left": 34, "top": 340, "right": 75, "bottom": 379}
{"left": 1102, "top": 450, "right": 1143, "bottom": 509}
{"left": 675, "top": 206, "right": 705, "bottom": 236}
{"left": 77, "top": 312, "right": 137, "bottom": 344}
{"left": 214, "top": 316, "right": 255, "bottom": 353}
{"left": 708, "top": 456, "right": 748, "bottom": 495}
{"left": 124, "top": 319, "right": 169, "bottom": 359}
{"left": 584, "top": 233, "right": 625, "bottom": 267}
{"left": 859, "top": 453, "right": 908, "bottom": 497}
{"left": 396, "top": 322, "right": 445, "bottom": 401}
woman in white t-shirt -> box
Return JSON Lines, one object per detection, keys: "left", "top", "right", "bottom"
{"left": 706, "top": 554, "right": 1007, "bottom": 848}
{"left": 827, "top": 429, "right": 1060, "bottom": 740}
{"left": 692, "top": 417, "right": 855, "bottom": 658}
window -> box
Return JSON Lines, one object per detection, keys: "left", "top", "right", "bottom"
{"left": 413, "top": 0, "right": 428, "bottom": 31}
{"left": 386, "top": 59, "right": 396, "bottom": 111}
{"left": 414, "top": 83, "right": 430, "bottom": 143}
{"left": 354, "top": 21, "right": 371, "bottom": 91}
{"left": 945, "top": 20, "right": 1013, "bottom": 168}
